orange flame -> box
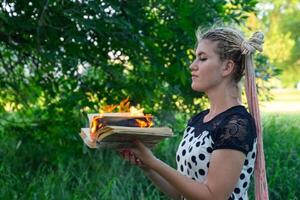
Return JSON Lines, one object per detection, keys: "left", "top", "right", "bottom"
{"left": 135, "top": 114, "right": 153, "bottom": 128}
{"left": 100, "top": 97, "right": 131, "bottom": 113}
{"left": 90, "top": 116, "right": 105, "bottom": 141}
{"left": 119, "top": 97, "right": 130, "bottom": 112}
{"left": 90, "top": 98, "right": 153, "bottom": 141}
{"left": 101, "top": 104, "right": 118, "bottom": 113}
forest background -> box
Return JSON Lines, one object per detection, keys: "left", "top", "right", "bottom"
{"left": 0, "top": 0, "right": 299, "bottom": 199}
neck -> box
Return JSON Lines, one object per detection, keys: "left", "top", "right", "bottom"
{"left": 204, "top": 83, "right": 241, "bottom": 120}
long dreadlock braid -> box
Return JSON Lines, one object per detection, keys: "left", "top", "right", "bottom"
{"left": 196, "top": 26, "right": 269, "bottom": 200}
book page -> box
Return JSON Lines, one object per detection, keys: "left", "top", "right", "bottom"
{"left": 80, "top": 127, "right": 174, "bottom": 149}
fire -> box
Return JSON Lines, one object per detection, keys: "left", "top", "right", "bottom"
{"left": 101, "top": 104, "right": 118, "bottom": 113}
{"left": 135, "top": 114, "right": 154, "bottom": 128}
{"left": 90, "top": 116, "right": 105, "bottom": 141}
{"left": 99, "top": 97, "right": 144, "bottom": 116}
{"left": 119, "top": 97, "right": 130, "bottom": 112}
{"left": 90, "top": 98, "right": 153, "bottom": 140}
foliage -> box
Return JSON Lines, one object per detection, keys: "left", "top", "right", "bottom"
{"left": 0, "top": 1, "right": 282, "bottom": 199}
{"left": 254, "top": 54, "right": 282, "bottom": 101}
{"left": 0, "top": 0, "right": 260, "bottom": 149}
{"left": 247, "top": 0, "right": 300, "bottom": 87}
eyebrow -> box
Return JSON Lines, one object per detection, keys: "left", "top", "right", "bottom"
{"left": 196, "top": 51, "right": 207, "bottom": 57}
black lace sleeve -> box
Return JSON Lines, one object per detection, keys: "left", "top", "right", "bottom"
{"left": 213, "top": 113, "right": 257, "bottom": 155}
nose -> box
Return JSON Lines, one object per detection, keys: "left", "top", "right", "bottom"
{"left": 189, "top": 60, "right": 198, "bottom": 71}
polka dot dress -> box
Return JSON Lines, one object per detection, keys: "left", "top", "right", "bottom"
{"left": 176, "top": 105, "right": 257, "bottom": 200}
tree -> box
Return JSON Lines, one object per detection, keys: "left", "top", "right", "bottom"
{"left": 0, "top": 0, "right": 259, "bottom": 151}
{"left": 247, "top": 0, "right": 300, "bottom": 87}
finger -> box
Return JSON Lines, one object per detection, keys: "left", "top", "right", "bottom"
{"left": 124, "top": 151, "right": 131, "bottom": 161}
{"left": 132, "top": 154, "right": 145, "bottom": 167}
{"left": 137, "top": 160, "right": 148, "bottom": 169}
{"left": 121, "top": 150, "right": 130, "bottom": 159}
{"left": 133, "top": 139, "right": 145, "bottom": 149}
{"left": 134, "top": 155, "right": 144, "bottom": 167}
{"left": 134, "top": 156, "right": 141, "bottom": 165}
{"left": 121, "top": 149, "right": 129, "bottom": 159}
{"left": 129, "top": 152, "right": 136, "bottom": 165}
{"left": 129, "top": 148, "right": 139, "bottom": 157}
{"left": 127, "top": 151, "right": 140, "bottom": 166}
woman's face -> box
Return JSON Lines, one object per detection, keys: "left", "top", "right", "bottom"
{"left": 189, "top": 39, "right": 225, "bottom": 92}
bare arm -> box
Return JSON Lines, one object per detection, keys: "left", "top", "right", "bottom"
{"left": 149, "top": 149, "right": 245, "bottom": 200}
{"left": 130, "top": 141, "right": 245, "bottom": 200}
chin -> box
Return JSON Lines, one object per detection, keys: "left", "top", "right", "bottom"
{"left": 191, "top": 83, "right": 204, "bottom": 92}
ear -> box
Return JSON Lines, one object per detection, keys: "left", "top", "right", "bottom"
{"left": 221, "top": 60, "right": 235, "bottom": 77}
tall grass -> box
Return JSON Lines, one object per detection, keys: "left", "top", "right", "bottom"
{"left": 261, "top": 113, "right": 300, "bottom": 200}
{"left": 0, "top": 113, "right": 299, "bottom": 200}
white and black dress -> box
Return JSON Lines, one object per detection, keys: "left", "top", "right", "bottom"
{"left": 176, "top": 105, "right": 257, "bottom": 200}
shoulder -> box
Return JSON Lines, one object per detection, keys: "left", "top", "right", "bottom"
{"left": 212, "top": 106, "right": 257, "bottom": 155}
{"left": 220, "top": 106, "right": 257, "bottom": 136}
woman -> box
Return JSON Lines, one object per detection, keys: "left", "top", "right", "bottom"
{"left": 119, "top": 27, "right": 268, "bottom": 200}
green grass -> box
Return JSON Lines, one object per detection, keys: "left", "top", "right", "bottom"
{"left": 0, "top": 113, "right": 299, "bottom": 200}
{"left": 261, "top": 113, "right": 300, "bottom": 200}
{"left": 0, "top": 131, "right": 181, "bottom": 200}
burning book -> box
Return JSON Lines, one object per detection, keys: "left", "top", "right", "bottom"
{"left": 79, "top": 98, "right": 174, "bottom": 149}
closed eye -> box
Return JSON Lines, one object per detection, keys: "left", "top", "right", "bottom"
{"left": 198, "top": 57, "right": 207, "bottom": 61}
{"left": 196, "top": 52, "right": 208, "bottom": 61}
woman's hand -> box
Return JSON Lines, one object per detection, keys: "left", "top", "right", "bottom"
{"left": 131, "top": 140, "right": 158, "bottom": 168}
{"left": 118, "top": 148, "right": 148, "bottom": 170}
{"left": 118, "top": 140, "right": 158, "bottom": 170}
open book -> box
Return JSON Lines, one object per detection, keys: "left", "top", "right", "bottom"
{"left": 79, "top": 113, "right": 174, "bottom": 149}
